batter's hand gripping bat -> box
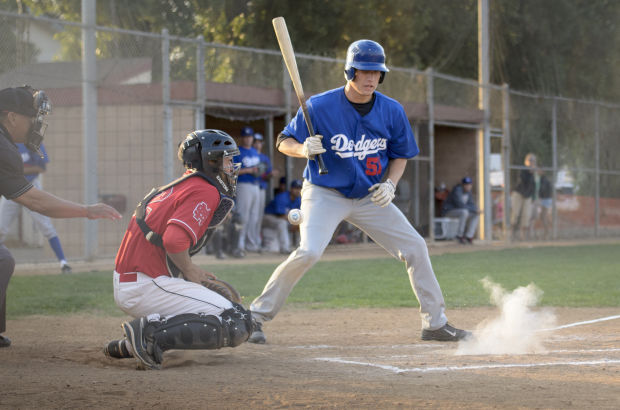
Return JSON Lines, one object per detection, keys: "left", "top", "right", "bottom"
{"left": 272, "top": 16, "right": 328, "bottom": 175}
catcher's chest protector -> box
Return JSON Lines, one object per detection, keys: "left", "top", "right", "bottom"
{"left": 133, "top": 172, "right": 234, "bottom": 277}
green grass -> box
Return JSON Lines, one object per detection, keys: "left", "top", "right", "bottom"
{"left": 6, "top": 243, "right": 620, "bottom": 318}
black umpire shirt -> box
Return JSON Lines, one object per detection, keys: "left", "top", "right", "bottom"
{"left": 0, "top": 124, "right": 33, "bottom": 199}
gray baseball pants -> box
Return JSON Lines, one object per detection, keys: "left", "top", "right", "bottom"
{"left": 0, "top": 177, "right": 58, "bottom": 243}
{"left": 444, "top": 208, "right": 479, "bottom": 238}
{"left": 250, "top": 181, "right": 448, "bottom": 330}
{"left": 235, "top": 182, "right": 261, "bottom": 252}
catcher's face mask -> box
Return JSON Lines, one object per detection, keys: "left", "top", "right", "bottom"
{"left": 25, "top": 89, "right": 52, "bottom": 158}
{"left": 214, "top": 154, "right": 241, "bottom": 198}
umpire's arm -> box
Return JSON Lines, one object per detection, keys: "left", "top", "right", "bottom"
{"left": 12, "top": 187, "right": 121, "bottom": 220}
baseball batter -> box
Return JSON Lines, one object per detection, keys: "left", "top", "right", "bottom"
{"left": 104, "top": 130, "right": 253, "bottom": 370}
{"left": 249, "top": 40, "right": 470, "bottom": 343}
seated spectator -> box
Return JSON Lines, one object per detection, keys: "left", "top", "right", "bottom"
{"left": 274, "top": 176, "right": 287, "bottom": 197}
{"left": 261, "top": 179, "right": 302, "bottom": 254}
{"left": 441, "top": 176, "right": 479, "bottom": 244}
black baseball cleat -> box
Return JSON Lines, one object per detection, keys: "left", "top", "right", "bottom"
{"left": 61, "top": 264, "right": 72, "bottom": 274}
{"left": 122, "top": 318, "right": 161, "bottom": 370}
{"left": 104, "top": 339, "right": 133, "bottom": 359}
{"left": 248, "top": 321, "right": 266, "bottom": 344}
{"left": 0, "top": 335, "right": 11, "bottom": 348}
{"left": 421, "top": 323, "right": 472, "bottom": 342}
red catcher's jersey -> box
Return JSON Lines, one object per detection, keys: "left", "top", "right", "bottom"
{"left": 115, "top": 172, "right": 220, "bottom": 278}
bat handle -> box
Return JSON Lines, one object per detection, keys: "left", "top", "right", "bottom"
{"left": 316, "top": 154, "right": 328, "bottom": 175}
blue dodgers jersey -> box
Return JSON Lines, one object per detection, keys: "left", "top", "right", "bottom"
{"left": 282, "top": 87, "right": 419, "bottom": 198}
{"left": 234, "top": 146, "right": 261, "bottom": 184}
{"left": 264, "top": 191, "right": 301, "bottom": 215}
{"left": 257, "top": 152, "right": 272, "bottom": 190}
{"left": 17, "top": 143, "right": 49, "bottom": 182}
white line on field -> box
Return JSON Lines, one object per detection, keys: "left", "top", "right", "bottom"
{"left": 549, "top": 348, "right": 620, "bottom": 354}
{"left": 289, "top": 343, "right": 444, "bottom": 350}
{"left": 327, "top": 348, "right": 620, "bottom": 361}
{"left": 314, "top": 357, "right": 620, "bottom": 374}
{"left": 539, "top": 314, "right": 620, "bottom": 331}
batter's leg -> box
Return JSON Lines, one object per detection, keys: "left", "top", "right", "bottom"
{"left": 250, "top": 183, "right": 350, "bottom": 323}
{"left": 349, "top": 198, "right": 448, "bottom": 330}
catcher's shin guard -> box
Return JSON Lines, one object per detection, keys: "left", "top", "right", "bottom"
{"left": 145, "top": 304, "right": 253, "bottom": 362}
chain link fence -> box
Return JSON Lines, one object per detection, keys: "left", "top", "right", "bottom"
{"left": 1, "top": 10, "right": 618, "bottom": 263}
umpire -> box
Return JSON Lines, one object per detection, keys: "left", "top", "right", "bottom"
{"left": 0, "top": 86, "right": 121, "bottom": 347}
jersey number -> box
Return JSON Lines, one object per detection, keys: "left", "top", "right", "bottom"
{"left": 365, "top": 157, "right": 382, "bottom": 176}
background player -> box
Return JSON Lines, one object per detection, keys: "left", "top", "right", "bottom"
{"left": 232, "top": 126, "right": 261, "bottom": 257}
{"left": 248, "top": 40, "right": 470, "bottom": 344}
{"left": 0, "top": 142, "right": 72, "bottom": 273}
{"left": 0, "top": 86, "right": 121, "bottom": 348}
{"left": 252, "top": 132, "right": 279, "bottom": 249}
{"left": 104, "top": 130, "right": 253, "bottom": 370}
{"left": 261, "top": 179, "right": 302, "bottom": 254}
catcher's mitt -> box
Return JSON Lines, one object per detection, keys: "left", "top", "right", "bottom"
{"left": 202, "top": 278, "right": 243, "bottom": 304}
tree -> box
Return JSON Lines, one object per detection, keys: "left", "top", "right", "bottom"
{"left": 0, "top": 0, "right": 39, "bottom": 73}
{"left": 11, "top": 0, "right": 620, "bottom": 101}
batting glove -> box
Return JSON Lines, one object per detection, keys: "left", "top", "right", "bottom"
{"left": 368, "top": 179, "right": 396, "bottom": 207}
{"left": 302, "top": 134, "right": 326, "bottom": 159}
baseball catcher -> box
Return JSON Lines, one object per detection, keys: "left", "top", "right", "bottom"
{"left": 104, "top": 129, "right": 253, "bottom": 370}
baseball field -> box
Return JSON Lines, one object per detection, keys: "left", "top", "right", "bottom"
{"left": 2, "top": 240, "right": 619, "bottom": 409}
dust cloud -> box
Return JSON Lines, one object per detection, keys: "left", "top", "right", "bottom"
{"left": 455, "top": 277, "right": 556, "bottom": 355}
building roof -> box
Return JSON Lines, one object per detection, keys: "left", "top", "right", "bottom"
{"left": 0, "top": 58, "right": 152, "bottom": 90}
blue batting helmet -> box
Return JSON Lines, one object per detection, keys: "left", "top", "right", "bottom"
{"left": 344, "top": 40, "right": 389, "bottom": 83}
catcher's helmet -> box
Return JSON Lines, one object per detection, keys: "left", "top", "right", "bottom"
{"left": 178, "top": 129, "right": 241, "bottom": 197}
{"left": 344, "top": 40, "right": 389, "bottom": 84}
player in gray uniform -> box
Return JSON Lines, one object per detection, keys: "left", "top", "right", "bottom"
{"left": 248, "top": 40, "right": 470, "bottom": 344}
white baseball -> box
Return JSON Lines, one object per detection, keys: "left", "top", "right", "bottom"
{"left": 287, "top": 208, "right": 303, "bottom": 225}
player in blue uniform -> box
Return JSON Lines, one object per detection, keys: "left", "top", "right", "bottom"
{"left": 232, "top": 126, "right": 262, "bottom": 257}
{"left": 0, "top": 143, "right": 72, "bottom": 272}
{"left": 248, "top": 40, "right": 471, "bottom": 344}
{"left": 261, "top": 179, "right": 302, "bottom": 254}
{"left": 252, "top": 132, "right": 277, "bottom": 249}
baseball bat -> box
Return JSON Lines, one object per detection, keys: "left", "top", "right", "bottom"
{"left": 272, "top": 17, "right": 328, "bottom": 175}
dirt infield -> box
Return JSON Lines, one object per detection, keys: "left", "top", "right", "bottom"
{"left": 2, "top": 307, "right": 619, "bottom": 409}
